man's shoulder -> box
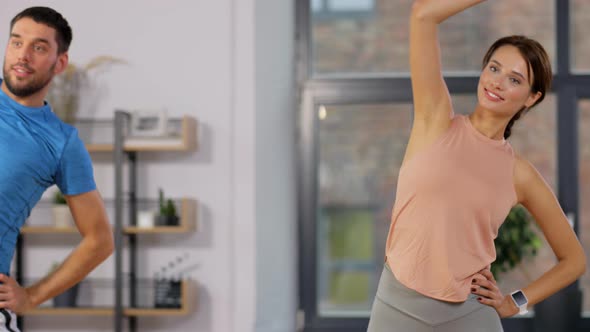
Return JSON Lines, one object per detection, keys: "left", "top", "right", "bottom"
{"left": 40, "top": 107, "right": 77, "bottom": 135}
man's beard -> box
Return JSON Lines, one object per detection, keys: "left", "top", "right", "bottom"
{"left": 2, "top": 60, "right": 55, "bottom": 98}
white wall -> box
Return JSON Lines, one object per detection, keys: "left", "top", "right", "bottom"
{"left": 1, "top": 1, "right": 295, "bottom": 331}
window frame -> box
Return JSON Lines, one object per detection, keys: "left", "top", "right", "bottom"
{"left": 310, "top": 0, "right": 376, "bottom": 21}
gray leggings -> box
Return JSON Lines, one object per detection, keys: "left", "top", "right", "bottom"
{"left": 367, "top": 265, "right": 503, "bottom": 332}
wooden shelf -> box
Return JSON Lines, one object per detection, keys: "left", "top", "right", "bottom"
{"left": 137, "top": 279, "right": 192, "bottom": 316}
{"left": 20, "top": 226, "right": 79, "bottom": 234}
{"left": 125, "top": 199, "right": 196, "bottom": 234}
{"left": 25, "top": 307, "right": 189, "bottom": 317}
{"left": 124, "top": 307, "right": 190, "bottom": 317}
{"left": 21, "top": 198, "right": 197, "bottom": 235}
{"left": 24, "top": 280, "right": 193, "bottom": 317}
{"left": 85, "top": 115, "right": 197, "bottom": 152}
{"left": 25, "top": 307, "right": 113, "bottom": 316}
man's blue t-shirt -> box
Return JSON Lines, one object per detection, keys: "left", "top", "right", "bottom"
{"left": 0, "top": 80, "right": 96, "bottom": 274}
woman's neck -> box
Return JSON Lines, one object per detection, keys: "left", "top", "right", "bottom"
{"left": 468, "top": 109, "right": 510, "bottom": 141}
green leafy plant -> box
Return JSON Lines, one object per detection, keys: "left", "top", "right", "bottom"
{"left": 53, "top": 191, "right": 67, "bottom": 205}
{"left": 492, "top": 204, "right": 542, "bottom": 280}
{"left": 158, "top": 188, "right": 177, "bottom": 217}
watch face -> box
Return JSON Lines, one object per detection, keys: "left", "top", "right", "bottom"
{"left": 512, "top": 291, "right": 527, "bottom": 306}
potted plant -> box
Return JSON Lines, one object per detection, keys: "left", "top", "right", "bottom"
{"left": 495, "top": 205, "right": 582, "bottom": 330}
{"left": 492, "top": 204, "right": 542, "bottom": 280}
{"left": 49, "top": 262, "right": 80, "bottom": 307}
{"left": 52, "top": 190, "right": 74, "bottom": 228}
{"left": 156, "top": 189, "right": 179, "bottom": 226}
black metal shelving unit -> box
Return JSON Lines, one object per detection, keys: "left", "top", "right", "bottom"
{"left": 14, "top": 111, "right": 196, "bottom": 332}
{"left": 114, "top": 110, "right": 137, "bottom": 332}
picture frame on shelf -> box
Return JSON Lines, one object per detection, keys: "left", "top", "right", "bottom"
{"left": 129, "top": 110, "right": 168, "bottom": 138}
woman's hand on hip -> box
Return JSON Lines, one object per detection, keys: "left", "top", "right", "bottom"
{"left": 471, "top": 268, "right": 519, "bottom": 318}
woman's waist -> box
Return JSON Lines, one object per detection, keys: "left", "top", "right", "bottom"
{"left": 386, "top": 228, "right": 496, "bottom": 274}
{"left": 376, "top": 264, "right": 493, "bottom": 326}
{"left": 384, "top": 249, "right": 492, "bottom": 301}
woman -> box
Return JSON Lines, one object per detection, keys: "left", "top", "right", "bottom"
{"left": 367, "top": 1, "right": 586, "bottom": 331}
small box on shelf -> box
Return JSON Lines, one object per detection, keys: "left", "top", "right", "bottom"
{"left": 154, "top": 279, "right": 182, "bottom": 308}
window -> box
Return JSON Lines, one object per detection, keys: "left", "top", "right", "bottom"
{"left": 571, "top": 1, "right": 590, "bottom": 72}
{"left": 314, "top": 96, "right": 557, "bottom": 318}
{"left": 311, "top": 0, "right": 375, "bottom": 20}
{"left": 310, "top": 0, "right": 555, "bottom": 75}
{"left": 317, "top": 103, "right": 412, "bottom": 317}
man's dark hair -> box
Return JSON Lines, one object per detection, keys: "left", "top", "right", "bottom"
{"left": 10, "top": 6, "right": 72, "bottom": 54}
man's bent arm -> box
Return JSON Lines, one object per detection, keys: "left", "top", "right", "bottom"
{"left": 26, "top": 190, "right": 114, "bottom": 307}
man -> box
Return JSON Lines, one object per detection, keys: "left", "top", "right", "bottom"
{"left": 0, "top": 7, "right": 113, "bottom": 330}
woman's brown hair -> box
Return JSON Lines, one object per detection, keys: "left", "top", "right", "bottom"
{"left": 482, "top": 36, "right": 553, "bottom": 139}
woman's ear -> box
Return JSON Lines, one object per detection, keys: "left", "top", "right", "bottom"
{"left": 525, "top": 91, "right": 542, "bottom": 108}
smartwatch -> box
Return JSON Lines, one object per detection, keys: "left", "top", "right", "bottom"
{"left": 510, "top": 290, "right": 529, "bottom": 315}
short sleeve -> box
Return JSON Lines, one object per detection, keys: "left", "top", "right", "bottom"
{"left": 55, "top": 128, "right": 96, "bottom": 195}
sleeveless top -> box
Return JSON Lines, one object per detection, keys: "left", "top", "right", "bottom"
{"left": 384, "top": 114, "right": 517, "bottom": 302}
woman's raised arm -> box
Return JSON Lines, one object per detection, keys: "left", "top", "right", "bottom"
{"left": 409, "top": 0, "right": 485, "bottom": 123}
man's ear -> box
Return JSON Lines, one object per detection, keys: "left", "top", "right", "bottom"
{"left": 525, "top": 91, "right": 542, "bottom": 108}
{"left": 54, "top": 52, "right": 69, "bottom": 75}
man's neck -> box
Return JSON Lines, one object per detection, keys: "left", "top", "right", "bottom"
{"left": 0, "top": 81, "right": 45, "bottom": 107}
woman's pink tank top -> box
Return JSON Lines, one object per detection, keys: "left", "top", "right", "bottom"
{"left": 385, "top": 114, "right": 517, "bottom": 302}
